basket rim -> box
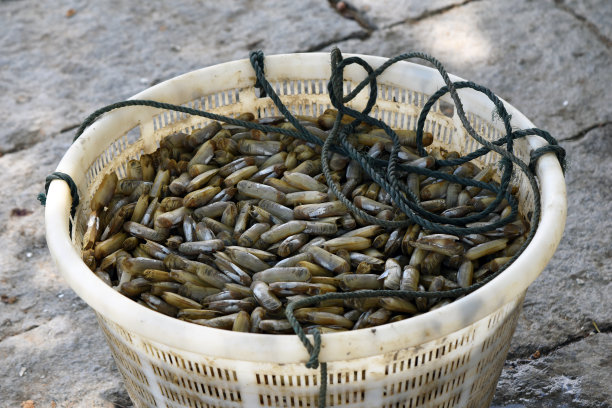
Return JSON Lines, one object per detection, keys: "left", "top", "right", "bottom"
{"left": 44, "top": 53, "right": 567, "bottom": 363}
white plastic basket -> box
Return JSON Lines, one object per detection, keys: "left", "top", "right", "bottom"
{"left": 44, "top": 53, "right": 566, "bottom": 408}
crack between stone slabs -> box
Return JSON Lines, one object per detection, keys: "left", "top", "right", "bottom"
{"left": 385, "top": 0, "right": 483, "bottom": 29}
{"left": 328, "top": 0, "right": 378, "bottom": 31}
{"left": 559, "top": 121, "right": 612, "bottom": 142}
{"left": 0, "top": 124, "right": 80, "bottom": 157}
{"left": 552, "top": 0, "right": 612, "bottom": 49}
{"left": 299, "top": 30, "right": 371, "bottom": 53}
{"left": 0, "top": 324, "right": 40, "bottom": 343}
{"left": 507, "top": 324, "right": 612, "bottom": 365}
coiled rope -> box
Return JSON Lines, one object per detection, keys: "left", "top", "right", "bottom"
{"left": 39, "top": 49, "right": 565, "bottom": 407}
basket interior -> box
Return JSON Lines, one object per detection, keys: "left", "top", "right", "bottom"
{"left": 72, "top": 68, "right": 535, "bottom": 248}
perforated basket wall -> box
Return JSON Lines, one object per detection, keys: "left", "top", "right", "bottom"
{"left": 96, "top": 295, "right": 523, "bottom": 408}
{"left": 45, "top": 53, "right": 566, "bottom": 408}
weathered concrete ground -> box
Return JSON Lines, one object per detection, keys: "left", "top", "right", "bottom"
{"left": 1, "top": 0, "right": 610, "bottom": 406}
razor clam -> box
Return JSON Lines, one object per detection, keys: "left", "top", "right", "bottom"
{"left": 252, "top": 267, "right": 311, "bottom": 283}
{"left": 323, "top": 237, "right": 371, "bottom": 252}
{"left": 251, "top": 281, "right": 283, "bottom": 311}
{"left": 237, "top": 180, "right": 286, "bottom": 204}
{"left": 259, "top": 220, "right": 306, "bottom": 244}
{"left": 278, "top": 233, "right": 309, "bottom": 257}
{"left": 238, "top": 223, "right": 270, "bottom": 247}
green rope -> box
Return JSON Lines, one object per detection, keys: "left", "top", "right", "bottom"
{"left": 37, "top": 49, "right": 566, "bottom": 407}
{"left": 37, "top": 171, "right": 80, "bottom": 237}
{"left": 326, "top": 50, "right": 518, "bottom": 235}
{"left": 37, "top": 172, "right": 80, "bottom": 214}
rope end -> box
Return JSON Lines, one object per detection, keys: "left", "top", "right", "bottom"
{"left": 37, "top": 193, "right": 47, "bottom": 206}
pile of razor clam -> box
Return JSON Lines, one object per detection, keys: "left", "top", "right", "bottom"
{"left": 82, "top": 110, "right": 528, "bottom": 334}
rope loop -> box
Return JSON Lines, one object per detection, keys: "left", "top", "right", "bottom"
{"left": 39, "top": 172, "right": 79, "bottom": 218}
{"left": 530, "top": 144, "right": 567, "bottom": 174}
{"left": 38, "top": 171, "right": 79, "bottom": 238}
{"left": 306, "top": 330, "right": 322, "bottom": 369}
{"left": 250, "top": 50, "right": 267, "bottom": 98}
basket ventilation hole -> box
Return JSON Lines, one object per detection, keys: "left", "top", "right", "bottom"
{"left": 439, "top": 100, "right": 454, "bottom": 118}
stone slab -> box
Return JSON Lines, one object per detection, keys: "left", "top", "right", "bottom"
{"left": 0, "top": 0, "right": 365, "bottom": 154}
{"left": 505, "top": 124, "right": 612, "bottom": 358}
{"left": 490, "top": 124, "right": 612, "bottom": 407}
{"left": 337, "top": 0, "right": 612, "bottom": 140}
{"left": 552, "top": 0, "right": 612, "bottom": 42}
{"left": 0, "top": 0, "right": 362, "bottom": 405}
{"left": 0, "top": 134, "right": 124, "bottom": 406}
{"left": 493, "top": 333, "right": 612, "bottom": 408}
{"left": 348, "top": 0, "right": 471, "bottom": 26}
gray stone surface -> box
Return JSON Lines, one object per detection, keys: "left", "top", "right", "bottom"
{"left": 0, "top": 136, "right": 126, "bottom": 406}
{"left": 1, "top": 0, "right": 610, "bottom": 407}
{"left": 348, "top": 0, "right": 473, "bottom": 26}
{"left": 492, "top": 333, "right": 612, "bottom": 408}
{"left": 507, "top": 125, "right": 612, "bottom": 359}
{"left": 0, "top": 0, "right": 366, "bottom": 154}
{"left": 551, "top": 0, "right": 612, "bottom": 44}
{"left": 337, "top": 0, "right": 612, "bottom": 141}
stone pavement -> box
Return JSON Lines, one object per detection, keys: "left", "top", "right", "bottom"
{"left": 0, "top": 0, "right": 610, "bottom": 406}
